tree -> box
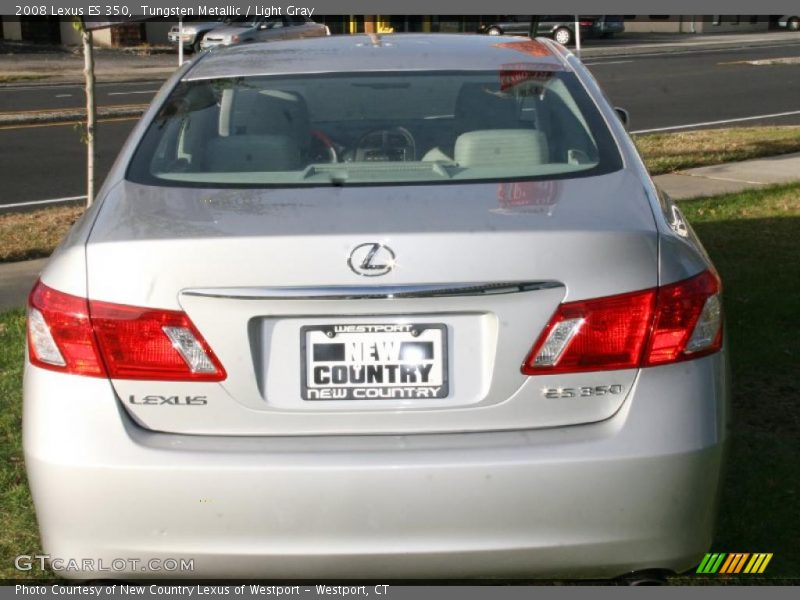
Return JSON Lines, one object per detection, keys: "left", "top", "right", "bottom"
{"left": 73, "top": 17, "right": 96, "bottom": 208}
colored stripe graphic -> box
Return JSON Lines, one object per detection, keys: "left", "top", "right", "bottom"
{"left": 720, "top": 553, "right": 749, "bottom": 573}
{"left": 733, "top": 553, "right": 750, "bottom": 573}
{"left": 719, "top": 554, "right": 736, "bottom": 574}
{"left": 698, "top": 552, "right": 773, "bottom": 574}
{"left": 697, "top": 553, "right": 727, "bottom": 574}
{"left": 744, "top": 553, "right": 774, "bottom": 574}
{"left": 696, "top": 553, "right": 713, "bottom": 573}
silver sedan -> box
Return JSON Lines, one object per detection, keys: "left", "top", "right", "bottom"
{"left": 24, "top": 34, "right": 727, "bottom": 581}
{"left": 200, "top": 15, "right": 328, "bottom": 50}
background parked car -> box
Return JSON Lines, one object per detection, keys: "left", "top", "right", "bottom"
{"left": 479, "top": 15, "right": 618, "bottom": 46}
{"left": 167, "top": 20, "right": 226, "bottom": 53}
{"left": 200, "top": 15, "right": 329, "bottom": 50}
{"left": 777, "top": 15, "right": 800, "bottom": 31}
{"left": 590, "top": 15, "right": 625, "bottom": 38}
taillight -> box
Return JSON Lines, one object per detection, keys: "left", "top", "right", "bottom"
{"left": 522, "top": 270, "right": 722, "bottom": 374}
{"left": 27, "top": 280, "right": 225, "bottom": 381}
{"left": 522, "top": 288, "right": 655, "bottom": 374}
{"left": 644, "top": 269, "right": 723, "bottom": 365}
{"left": 28, "top": 281, "right": 105, "bottom": 377}
{"left": 90, "top": 301, "right": 226, "bottom": 381}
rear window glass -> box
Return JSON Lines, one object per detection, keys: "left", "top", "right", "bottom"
{"left": 127, "top": 69, "right": 622, "bottom": 188}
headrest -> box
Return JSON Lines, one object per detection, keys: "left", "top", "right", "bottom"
{"left": 454, "top": 129, "right": 550, "bottom": 167}
{"left": 220, "top": 89, "right": 311, "bottom": 151}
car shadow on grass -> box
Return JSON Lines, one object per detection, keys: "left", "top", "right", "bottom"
{"left": 685, "top": 213, "right": 799, "bottom": 581}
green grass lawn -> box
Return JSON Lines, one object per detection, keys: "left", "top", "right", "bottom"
{"left": 0, "top": 184, "right": 798, "bottom": 582}
{"left": 634, "top": 126, "right": 800, "bottom": 176}
{"left": 672, "top": 184, "right": 800, "bottom": 583}
{"left": 0, "top": 310, "right": 47, "bottom": 580}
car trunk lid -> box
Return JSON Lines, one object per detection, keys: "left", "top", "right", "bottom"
{"left": 86, "top": 170, "right": 657, "bottom": 435}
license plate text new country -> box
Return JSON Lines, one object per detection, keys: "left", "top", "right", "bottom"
{"left": 301, "top": 323, "right": 448, "bottom": 400}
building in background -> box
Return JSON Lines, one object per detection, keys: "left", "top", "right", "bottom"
{"left": 331, "top": 15, "right": 773, "bottom": 34}
{"left": 622, "top": 15, "right": 769, "bottom": 33}
{"left": 1, "top": 17, "right": 175, "bottom": 46}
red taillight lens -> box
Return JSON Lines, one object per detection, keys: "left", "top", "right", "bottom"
{"left": 644, "top": 269, "right": 722, "bottom": 365}
{"left": 27, "top": 280, "right": 225, "bottom": 381}
{"left": 90, "top": 301, "right": 226, "bottom": 381}
{"left": 522, "top": 289, "right": 656, "bottom": 374}
{"left": 522, "top": 270, "right": 723, "bottom": 375}
{"left": 28, "top": 281, "right": 106, "bottom": 377}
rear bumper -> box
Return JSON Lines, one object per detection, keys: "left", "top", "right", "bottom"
{"left": 200, "top": 40, "right": 228, "bottom": 50}
{"left": 167, "top": 33, "right": 195, "bottom": 46}
{"left": 23, "top": 353, "right": 727, "bottom": 580}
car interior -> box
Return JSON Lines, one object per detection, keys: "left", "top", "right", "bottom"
{"left": 143, "top": 72, "right": 605, "bottom": 184}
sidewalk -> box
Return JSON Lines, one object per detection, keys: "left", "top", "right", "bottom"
{"left": 2, "top": 151, "right": 799, "bottom": 311}
{"left": 0, "top": 258, "right": 47, "bottom": 311}
{"left": 653, "top": 151, "right": 800, "bottom": 200}
{"left": 0, "top": 41, "right": 180, "bottom": 86}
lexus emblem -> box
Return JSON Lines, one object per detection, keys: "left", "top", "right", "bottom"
{"left": 348, "top": 243, "right": 396, "bottom": 277}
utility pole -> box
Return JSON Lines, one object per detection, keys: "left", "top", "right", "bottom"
{"left": 178, "top": 17, "right": 184, "bottom": 66}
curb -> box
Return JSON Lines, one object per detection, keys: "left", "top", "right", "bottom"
{"left": 0, "top": 104, "right": 147, "bottom": 127}
{"left": 0, "top": 74, "right": 170, "bottom": 89}
{"left": 579, "top": 38, "right": 800, "bottom": 60}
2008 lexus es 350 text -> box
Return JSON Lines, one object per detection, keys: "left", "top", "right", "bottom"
{"left": 23, "top": 34, "right": 727, "bottom": 580}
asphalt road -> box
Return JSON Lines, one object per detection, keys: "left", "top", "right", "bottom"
{"left": 0, "top": 80, "right": 165, "bottom": 113}
{"left": 1, "top": 40, "right": 799, "bottom": 208}
{"left": 585, "top": 41, "right": 800, "bottom": 132}
{"left": 0, "top": 119, "right": 129, "bottom": 208}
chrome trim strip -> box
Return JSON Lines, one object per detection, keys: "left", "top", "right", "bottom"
{"left": 183, "top": 281, "right": 561, "bottom": 300}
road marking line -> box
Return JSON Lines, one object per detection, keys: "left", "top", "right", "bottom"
{"left": 1, "top": 195, "right": 86, "bottom": 210}
{"left": 54, "top": 94, "right": 73, "bottom": 98}
{"left": 584, "top": 60, "right": 634, "bottom": 66}
{"left": 107, "top": 90, "right": 158, "bottom": 96}
{"left": 586, "top": 42, "right": 800, "bottom": 61}
{"left": 631, "top": 110, "right": 800, "bottom": 134}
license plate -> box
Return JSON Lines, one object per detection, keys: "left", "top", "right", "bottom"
{"left": 301, "top": 323, "right": 448, "bottom": 401}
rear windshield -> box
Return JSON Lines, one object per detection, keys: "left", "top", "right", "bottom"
{"left": 127, "top": 69, "right": 622, "bottom": 188}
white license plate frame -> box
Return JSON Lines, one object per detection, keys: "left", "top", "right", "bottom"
{"left": 300, "top": 323, "right": 448, "bottom": 401}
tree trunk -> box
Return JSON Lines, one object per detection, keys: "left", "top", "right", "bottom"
{"left": 82, "top": 25, "right": 96, "bottom": 207}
